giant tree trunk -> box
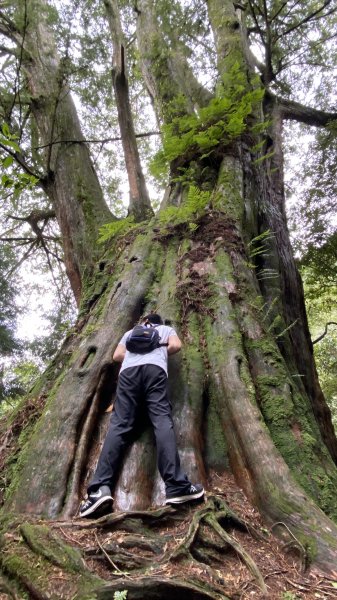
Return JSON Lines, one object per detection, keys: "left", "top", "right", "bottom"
{"left": 2, "top": 202, "right": 337, "bottom": 582}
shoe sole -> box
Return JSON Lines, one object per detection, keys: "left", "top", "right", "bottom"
{"left": 165, "top": 489, "right": 204, "bottom": 505}
{"left": 79, "top": 495, "right": 113, "bottom": 518}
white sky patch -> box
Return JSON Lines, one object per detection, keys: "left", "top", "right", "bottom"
{"left": 16, "top": 267, "right": 59, "bottom": 341}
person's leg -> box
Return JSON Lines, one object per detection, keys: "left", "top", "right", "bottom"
{"left": 87, "top": 366, "right": 142, "bottom": 493}
{"left": 142, "top": 364, "right": 191, "bottom": 497}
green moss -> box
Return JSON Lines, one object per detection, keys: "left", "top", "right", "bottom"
{"left": 2, "top": 396, "right": 55, "bottom": 508}
{"left": 0, "top": 569, "right": 27, "bottom": 600}
{"left": 207, "top": 250, "right": 337, "bottom": 522}
{"left": 79, "top": 227, "right": 154, "bottom": 323}
{"left": 151, "top": 63, "right": 263, "bottom": 181}
{"left": 256, "top": 378, "right": 293, "bottom": 419}
{"left": 214, "top": 247, "right": 235, "bottom": 280}
{"left": 246, "top": 338, "right": 285, "bottom": 366}
{"left": 0, "top": 525, "right": 101, "bottom": 599}
{"left": 20, "top": 523, "right": 86, "bottom": 572}
{"left": 181, "top": 313, "right": 204, "bottom": 409}
{"left": 2, "top": 362, "right": 69, "bottom": 507}
{"left": 250, "top": 349, "right": 337, "bottom": 520}
{"left": 213, "top": 158, "right": 244, "bottom": 219}
{"left": 238, "top": 358, "right": 257, "bottom": 405}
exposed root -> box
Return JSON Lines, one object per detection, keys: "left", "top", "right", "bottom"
{"left": 62, "top": 496, "right": 266, "bottom": 598}
{"left": 1, "top": 484, "right": 333, "bottom": 599}
{"left": 169, "top": 504, "right": 211, "bottom": 561}
{"left": 0, "top": 573, "right": 20, "bottom": 600}
{"left": 94, "top": 576, "right": 229, "bottom": 599}
{"left": 204, "top": 513, "right": 267, "bottom": 594}
{"left": 57, "top": 505, "right": 177, "bottom": 530}
{"left": 271, "top": 521, "right": 309, "bottom": 572}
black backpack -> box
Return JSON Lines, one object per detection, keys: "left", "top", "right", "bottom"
{"left": 126, "top": 323, "right": 167, "bottom": 354}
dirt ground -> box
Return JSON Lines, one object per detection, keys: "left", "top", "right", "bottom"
{"left": 52, "top": 471, "right": 337, "bottom": 599}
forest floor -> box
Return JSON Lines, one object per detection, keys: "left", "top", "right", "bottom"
{"left": 49, "top": 471, "right": 337, "bottom": 600}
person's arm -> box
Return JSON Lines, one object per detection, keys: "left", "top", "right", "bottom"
{"left": 167, "top": 334, "right": 182, "bottom": 355}
{"left": 113, "top": 344, "right": 126, "bottom": 362}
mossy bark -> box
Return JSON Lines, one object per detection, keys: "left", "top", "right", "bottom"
{"left": 3, "top": 207, "right": 337, "bottom": 574}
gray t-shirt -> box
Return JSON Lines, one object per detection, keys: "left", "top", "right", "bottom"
{"left": 118, "top": 324, "right": 177, "bottom": 376}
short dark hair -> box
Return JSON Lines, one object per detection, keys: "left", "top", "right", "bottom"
{"left": 143, "top": 313, "right": 163, "bottom": 325}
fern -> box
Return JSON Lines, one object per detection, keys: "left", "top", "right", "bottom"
{"left": 158, "top": 186, "right": 210, "bottom": 228}
{"left": 150, "top": 63, "right": 264, "bottom": 180}
{"left": 248, "top": 229, "right": 274, "bottom": 258}
{"left": 113, "top": 591, "right": 128, "bottom": 600}
{"left": 98, "top": 216, "right": 135, "bottom": 244}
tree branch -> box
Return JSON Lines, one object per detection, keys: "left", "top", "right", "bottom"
{"left": 312, "top": 322, "right": 337, "bottom": 345}
{"left": 8, "top": 208, "right": 55, "bottom": 221}
{"left": 0, "top": 143, "right": 41, "bottom": 180}
{"left": 0, "top": 236, "right": 36, "bottom": 243}
{"left": 33, "top": 131, "right": 161, "bottom": 150}
{"left": 272, "top": 94, "right": 337, "bottom": 126}
{"left": 0, "top": 44, "right": 17, "bottom": 56}
{"left": 0, "top": 10, "right": 20, "bottom": 43}
{"left": 279, "top": 0, "right": 304, "bottom": 25}
{"left": 270, "top": 0, "right": 288, "bottom": 22}
{"left": 274, "top": 32, "right": 337, "bottom": 76}
{"left": 5, "top": 240, "right": 37, "bottom": 277}
{"left": 275, "top": 1, "right": 336, "bottom": 41}
{"left": 247, "top": 0, "right": 265, "bottom": 42}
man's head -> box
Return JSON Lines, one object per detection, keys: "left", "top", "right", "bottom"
{"left": 143, "top": 313, "right": 163, "bottom": 325}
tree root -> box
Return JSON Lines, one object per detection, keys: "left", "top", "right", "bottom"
{"left": 59, "top": 504, "right": 177, "bottom": 529}
{"left": 76, "top": 495, "right": 267, "bottom": 596}
{"left": 1, "top": 496, "right": 269, "bottom": 599}
{"left": 169, "top": 504, "right": 211, "bottom": 560}
{"left": 204, "top": 514, "right": 267, "bottom": 594}
{"left": 94, "top": 576, "right": 230, "bottom": 599}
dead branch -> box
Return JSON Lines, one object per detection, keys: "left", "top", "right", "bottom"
{"left": 312, "top": 322, "right": 337, "bottom": 344}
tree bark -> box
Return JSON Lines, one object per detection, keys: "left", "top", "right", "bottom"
{"left": 136, "top": 0, "right": 212, "bottom": 124}
{"left": 256, "top": 97, "right": 337, "bottom": 463}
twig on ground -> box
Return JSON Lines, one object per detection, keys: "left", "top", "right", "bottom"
{"left": 94, "top": 532, "right": 133, "bottom": 579}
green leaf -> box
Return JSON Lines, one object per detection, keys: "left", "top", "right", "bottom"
{"left": 2, "top": 122, "right": 10, "bottom": 137}
{"left": 2, "top": 155, "right": 14, "bottom": 168}
{"left": 3, "top": 138, "right": 20, "bottom": 153}
{"left": 1, "top": 174, "right": 13, "bottom": 187}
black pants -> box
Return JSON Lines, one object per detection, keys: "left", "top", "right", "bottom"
{"left": 88, "top": 364, "right": 190, "bottom": 497}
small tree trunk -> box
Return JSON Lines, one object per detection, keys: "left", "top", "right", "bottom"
{"left": 20, "top": 0, "right": 113, "bottom": 303}
{"left": 104, "top": 0, "right": 153, "bottom": 222}
{"left": 256, "top": 100, "right": 337, "bottom": 463}
{"left": 136, "top": 0, "right": 212, "bottom": 122}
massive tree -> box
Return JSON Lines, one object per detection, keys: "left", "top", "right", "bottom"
{"left": 1, "top": 0, "right": 337, "bottom": 596}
